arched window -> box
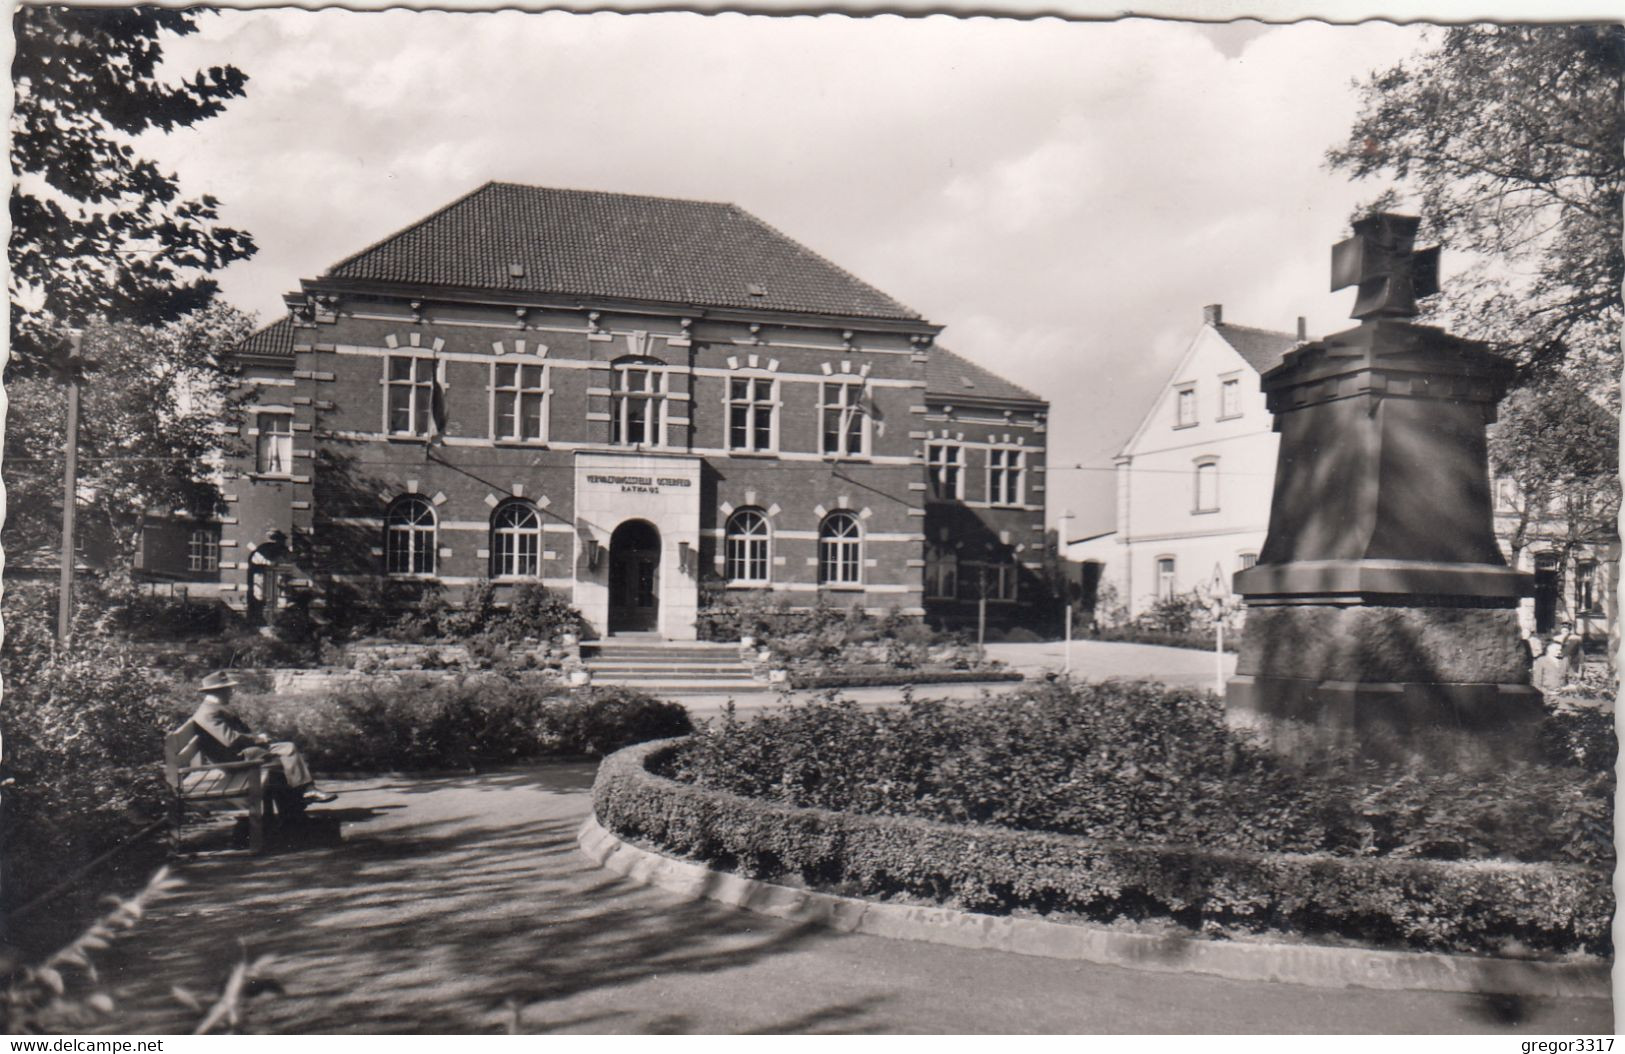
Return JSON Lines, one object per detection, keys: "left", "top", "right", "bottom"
{"left": 385, "top": 496, "right": 437, "bottom": 576}
{"left": 725, "top": 508, "right": 770, "bottom": 584}
{"left": 1193, "top": 457, "right": 1219, "bottom": 513}
{"left": 818, "top": 511, "right": 862, "bottom": 586}
{"left": 490, "top": 500, "right": 541, "bottom": 578}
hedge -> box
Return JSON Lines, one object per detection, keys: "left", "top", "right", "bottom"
{"left": 787, "top": 669, "right": 1024, "bottom": 689}
{"left": 594, "top": 740, "right": 1612, "bottom": 958}
{"left": 231, "top": 680, "right": 692, "bottom": 771}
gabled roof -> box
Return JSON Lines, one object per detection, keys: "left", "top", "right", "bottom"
{"left": 1116, "top": 315, "right": 1303, "bottom": 459}
{"left": 322, "top": 182, "right": 921, "bottom": 322}
{"left": 925, "top": 346, "right": 1044, "bottom": 405}
{"left": 1213, "top": 322, "right": 1299, "bottom": 374}
{"left": 239, "top": 316, "right": 295, "bottom": 359}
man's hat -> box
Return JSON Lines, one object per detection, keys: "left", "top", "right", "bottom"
{"left": 197, "top": 670, "right": 241, "bottom": 692}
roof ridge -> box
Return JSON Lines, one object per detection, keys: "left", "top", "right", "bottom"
{"left": 1214, "top": 320, "right": 1300, "bottom": 339}
{"left": 484, "top": 180, "right": 735, "bottom": 210}
{"left": 733, "top": 206, "right": 920, "bottom": 321}
{"left": 323, "top": 180, "right": 501, "bottom": 276}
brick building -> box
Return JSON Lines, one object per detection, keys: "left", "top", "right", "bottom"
{"left": 183, "top": 183, "right": 1048, "bottom": 638}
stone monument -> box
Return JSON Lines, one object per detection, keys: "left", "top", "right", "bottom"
{"left": 1226, "top": 213, "right": 1540, "bottom": 759}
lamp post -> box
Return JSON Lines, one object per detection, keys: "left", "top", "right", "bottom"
{"left": 57, "top": 328, "right": 85, "bottom": 644}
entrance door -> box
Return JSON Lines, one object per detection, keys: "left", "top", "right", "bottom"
{"left": 608, "top": 519, "right": 661, "bottom": 633}
{"left": 1533, "top": 552, "right": 1561, "bottom": 634}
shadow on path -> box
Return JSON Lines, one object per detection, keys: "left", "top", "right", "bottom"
{"left": 87, "top": 766, "right": 842, "bottom": 1034}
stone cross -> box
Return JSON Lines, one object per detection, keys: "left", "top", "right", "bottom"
{"left": 1329, "top": 212, "right": 1441, "bottom": 320}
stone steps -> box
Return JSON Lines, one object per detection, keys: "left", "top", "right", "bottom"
{"left": 585, "top": 638, "right": 767, "bottom": 695}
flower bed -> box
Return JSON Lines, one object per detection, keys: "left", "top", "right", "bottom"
{"left": 594, "top": 739, "right": 1612, "bottom": 957}
{"left": 786, "top": 668, "right": 1024, "bottom": 689}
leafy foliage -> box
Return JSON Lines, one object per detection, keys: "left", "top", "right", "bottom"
{"left": 3, "top": 866, "right": 185, "bottom": 1034}
{"left": 1328, "top": 25, "right": 1623, "bottom": 388}
{"left": 1488, "top": 378, "right": 1619, "bottom": 573}
{"left": 3, "top": 307, "right": 256, "bottom": 568}
{"left": 599, "top": 740, "right": 1612, "bottom": 956}
{"left": 1, "top": 591, "right": 179, "bottom": 911}
{"left": 319, "top": 577, "right": 585, "bottom": 645}
{"left": 232, "top": 681, "right": 691, "bottom": 771}
{"left": 668, "top": 680, "right": 1613, "bottom": 867}
{"left": 10, "top": 6, "right": 255, "bottom": 376}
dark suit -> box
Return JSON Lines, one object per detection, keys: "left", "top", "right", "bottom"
{"left": 191, "top": 696, "right": 314, "bottom": 790}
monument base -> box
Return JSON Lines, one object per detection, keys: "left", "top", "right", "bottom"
{"left": 1227, "top": 604, "right": 1542, "bottom": 764}
{"left": 1225, "top": 674, "right": 1545, "bottom": 764}
{"left": 1236, "top": 604, "right": 1530, "bottom": 683}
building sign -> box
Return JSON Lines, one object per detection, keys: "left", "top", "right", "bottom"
{"left": 585, "top": 473, "right": 694, "bottom": 495}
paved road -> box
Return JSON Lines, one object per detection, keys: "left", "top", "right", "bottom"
{"left": 81, "top": 765, "right": 1610, "bottom": 1035}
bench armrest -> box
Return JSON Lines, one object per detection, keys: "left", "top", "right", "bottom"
{"left": 174, "top": 761, "right": 270, "bottom": 774}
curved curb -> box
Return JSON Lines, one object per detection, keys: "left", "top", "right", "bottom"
{"left": 578, "top": 815, "right": 1610, "bottom": 1000}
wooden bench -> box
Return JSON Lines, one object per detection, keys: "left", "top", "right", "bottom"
{"left": 163, "top": 719, "right": 276, "bottom": 853}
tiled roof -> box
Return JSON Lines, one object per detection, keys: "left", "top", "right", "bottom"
{"left": 324, "top": 182, "right": 921, "bottom": 322}
{"left": 239, "top": 316, "right": 295, "bottom": 358}
{"left": 926, "top": 346, "right": 1044, "bottom": 405}
{"left": 1214, "top": 322, "right": 1301, "bottom": 374}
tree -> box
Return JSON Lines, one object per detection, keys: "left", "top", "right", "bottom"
{"left": 1489, "top": 381, "right": 1621, "bottom": 665}
{"left": 1328, "top": 25, "right": 1623, "bottom": 392}
{"left": 10, "top": 6, "right": 256, "bottom": 377}
{"left": 2, "top": 304, "right": 256, "bottom": 570}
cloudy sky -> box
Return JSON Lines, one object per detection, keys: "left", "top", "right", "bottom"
{"left": 144, "top": 11, "right": 1448, "bottom": 534}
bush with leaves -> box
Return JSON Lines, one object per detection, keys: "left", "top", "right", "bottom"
{"left": 232, "top": 679, "right": 690, "bottom": 771}
{"left": 666, "top": 680, "right": 1612, "bottom": 867}
{"left": 1, "top": 609, "right": 178, "bottom": 910}
{"left": 601, "top": 740, "right": 1610, "bottom": 957}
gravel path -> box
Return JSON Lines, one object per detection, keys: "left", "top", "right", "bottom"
{"left": 77, "top": 763, "right": 1611, "bottom": 1035}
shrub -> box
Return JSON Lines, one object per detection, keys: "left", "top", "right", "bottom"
{"left": 502, "top": 581, "right": 586, "bottom": 642}
{"left": 1, "top": 628, "right": 176, "bottom": 911}
{"left": 787, "top": 669, "right": 1024, "bottom": 689}
{"left": 233, "top": 680, "right": 691, "bottom": 771}
{"left": 597, "top": 740, "right": 1611, "bottom": 957}
{"left": 666, "top": 681, "right": 1613, "bottom": 867}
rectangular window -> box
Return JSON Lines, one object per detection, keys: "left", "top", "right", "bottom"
{"left": 927, "top": 444, "right": 963, "bottom": 500}
{"left": 820, "top": 381, "right": 867, "bottom": 457}
{"left": 1576, "top": 560, "right": 1599, "bottom": 615}
{"left": 1495, "top": 476, "right": 1519, "bottom": 511}
{"left": 958, "top": 560, "right": 1018, "bottom": 601}
{"left": 612, "top": 366, "right": 664, "bottom": 447}
{"left": 493, "top": 364, "right": 547, "bottom": 441}
{"left": 925, "top": 546, "right": 958, "bottom": 599}
{"left": 727, "top": 377, "right": 776, "bottom": 452}
{"left": 1238, "top": 552, "right": 1258, "bottom": 571}
{"left": 1220, "top": 378, "right": 1240, "bottom": 418}
{"left": 1195, "top": 461, "right": 1219, "bottom": 512}
{"left": 187, "top": 528, "right": 220, "bottom": 573}
{"left": 988, "top": 448, "right": 1024, "bottom": 506}
{"left": 255, "top": 412, "right": 293, "bottom": 475}
{"left": 1175, "top": 385, "right": 1197, "bottom": 427}
{"left": 387, "top": 356, "right": 435, "bottom": 436}
{"left": 1157, "top": 557, "right": 1176, "bottom": 600}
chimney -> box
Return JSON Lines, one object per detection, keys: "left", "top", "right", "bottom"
{"left": 1203, "top": 304, "right": 1223, "bottom": 326}
{"left": 1296, "top": 316, "right": 1307, "bottom": 340}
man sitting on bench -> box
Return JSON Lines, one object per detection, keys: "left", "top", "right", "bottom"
{"left": 190, "top": 671, "right": 337, "bottom": 810}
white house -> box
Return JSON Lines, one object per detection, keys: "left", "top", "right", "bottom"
{"left": 1072, "top": 303, "right": 1612, "bottom": 643}
{"left": 1069, "top": 304, "right": 1299, "bottom": 618}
